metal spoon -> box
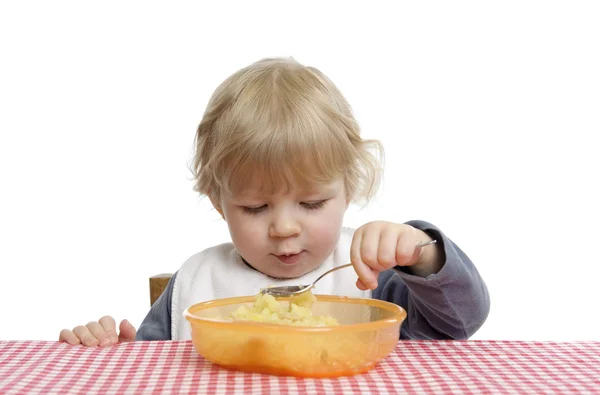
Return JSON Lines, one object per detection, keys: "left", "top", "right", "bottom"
{"left": 260, "top": 239, "right": 437, "bottom": 297}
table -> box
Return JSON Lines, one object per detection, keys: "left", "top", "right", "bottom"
{"left": 1, "top": 340, "right": 599, "bottom": 394}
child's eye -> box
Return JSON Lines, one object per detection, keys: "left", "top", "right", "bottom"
{"left": 301, "top": 200, "right": 327, "bottom": 210}
{"left": 242, "top": 205, "right": 267, "bottom": 215}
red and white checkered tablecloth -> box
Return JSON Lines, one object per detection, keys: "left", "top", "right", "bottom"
{"left": 1, "top": 340, "right": 599, "bottom": 394}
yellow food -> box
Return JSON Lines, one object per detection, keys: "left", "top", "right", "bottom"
{"left": 228, "top": 291, "right": 339, "bottom": 326}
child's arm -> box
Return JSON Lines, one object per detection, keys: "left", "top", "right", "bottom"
{"left": 135, "top": 272, "right": 178, "bottom": 341}
{"left": 351, "top": 219, "right": 489, "bottom": 340}
{"left": 372, "top": 220, "right": 489, "bottom": 339}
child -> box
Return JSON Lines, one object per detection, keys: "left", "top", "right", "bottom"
{"left": 59, "top": 57, "right": 489, "bottom": 347}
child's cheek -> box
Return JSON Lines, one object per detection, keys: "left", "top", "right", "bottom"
{"left": 227, "top": 213, "right": 259, "bottom": 246}
{"left": 311, "top": 209, "right": 344, "bottom": 246}
{"left": 239, "top": 217, "right": 263, "bottom": 239}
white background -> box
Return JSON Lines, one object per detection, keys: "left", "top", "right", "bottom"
{"left": 1, "top": 1, "right": 599, "bottom": 342}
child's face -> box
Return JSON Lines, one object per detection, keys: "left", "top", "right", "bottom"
{"left": 216, "top": 177, "right": 349, "bottom": 279}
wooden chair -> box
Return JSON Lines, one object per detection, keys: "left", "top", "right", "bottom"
{"left": 149, "top": 273, "right": 173, "bottom": 305}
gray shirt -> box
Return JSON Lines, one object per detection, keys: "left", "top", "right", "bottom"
{"left": 137, "top": 220, "right": 490, "bottom": 341}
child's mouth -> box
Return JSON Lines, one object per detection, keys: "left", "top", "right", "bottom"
{"left": 275, "top": 251, "right": 304, "bottom": 264}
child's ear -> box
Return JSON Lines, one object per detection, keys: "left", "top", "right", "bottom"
{"left": 209, "top": 196, "right": 226, "bottom": 220}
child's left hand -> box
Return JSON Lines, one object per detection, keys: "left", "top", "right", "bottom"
{"left": 350, "top": 221, "right": 443, "bottom": 290}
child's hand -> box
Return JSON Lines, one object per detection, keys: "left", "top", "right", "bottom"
{"left": 350, "top": 221, "right": 442, "bottom": 290}
{"left": 59, "top": 316, "right": 136, "bottom": 347}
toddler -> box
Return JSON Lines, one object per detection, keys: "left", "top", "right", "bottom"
{"left": 59, "top": 57, "right": 489, "bottom": 346}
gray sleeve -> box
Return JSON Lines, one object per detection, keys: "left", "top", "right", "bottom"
{"left": 372, "top": 220, "right": 490, "bottom": 340}
{"left": 135, "top": 271, "right": 178, "bottom": 341}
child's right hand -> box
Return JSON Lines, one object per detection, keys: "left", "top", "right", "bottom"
{"left": 59, "top": 316, "right": 136, "bottom": 347}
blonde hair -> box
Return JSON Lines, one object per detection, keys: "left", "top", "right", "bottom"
{"left": 192, "top": 57, "right": 383, "bottom": 204}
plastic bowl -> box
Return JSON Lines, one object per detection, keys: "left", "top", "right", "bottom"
{"left": 183, "top": 294, "right": 407, "bottom": 377}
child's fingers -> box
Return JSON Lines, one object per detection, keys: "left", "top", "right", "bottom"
{"left": 396, "top": 233, "right": 425, "bottom": 267}
{"left": 356, "top": 278, "right": 369, "bottom": 291}
{"left": 58, "top": 329, "right": 81, "bottom": 345}
{"left": 99, "top": 316, "right": 119, "bottom": 344}
{"left": 85, "top": 321, "right": 112, "bottom": 347}
{"left": 118, "top": 319, "right": 137, "bottom": 342}
{"left": 350, "top": 229, "right": 378, "bottom": 290}
{"left": 73, "top": 325, "right": 100, "bottom": 347}
{"left": 360, "top": 226, "right": 381, "bottom": 270}
{"left": 377, "top": 228, "right": 400, "bottom": 270}
{"left": 60, "top": 317, "right": 129, "bottom": 347}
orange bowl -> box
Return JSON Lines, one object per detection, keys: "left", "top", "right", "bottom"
{"left": 183, "top": 294, "right": 407, "bottom": 378}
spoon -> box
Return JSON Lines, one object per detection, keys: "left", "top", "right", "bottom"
{"left": 260, "top": 239, "right": 437, "bottom": 297}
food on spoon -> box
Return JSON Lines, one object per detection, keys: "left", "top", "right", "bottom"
{"left": 228, "top": 290, "right": 339, "bottom": 326}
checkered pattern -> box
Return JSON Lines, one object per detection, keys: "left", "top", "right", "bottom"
{"left": 1, "top": 340, "right": 599, "bottom": 394}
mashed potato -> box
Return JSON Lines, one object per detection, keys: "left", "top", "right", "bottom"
{"left": 228, "top": 291, "right": 339, "bottom": 326}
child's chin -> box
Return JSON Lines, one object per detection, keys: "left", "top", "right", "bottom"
{"left": 267, "top": 264, "right": 312, "bottom": 279}
{"left": 275, "top": 263, "right": 322, "bottom": 279}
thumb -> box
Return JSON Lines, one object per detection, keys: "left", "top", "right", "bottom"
{"left": 118, "top": 319, "right": 137, "bottom": 342}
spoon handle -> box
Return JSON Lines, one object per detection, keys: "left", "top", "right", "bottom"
{"left": 312, "top": 263, "right": 353, "bottom": 285}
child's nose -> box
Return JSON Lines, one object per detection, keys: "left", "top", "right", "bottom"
{"left": 269, "top": 214, "right": 301, "bottom": 238}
